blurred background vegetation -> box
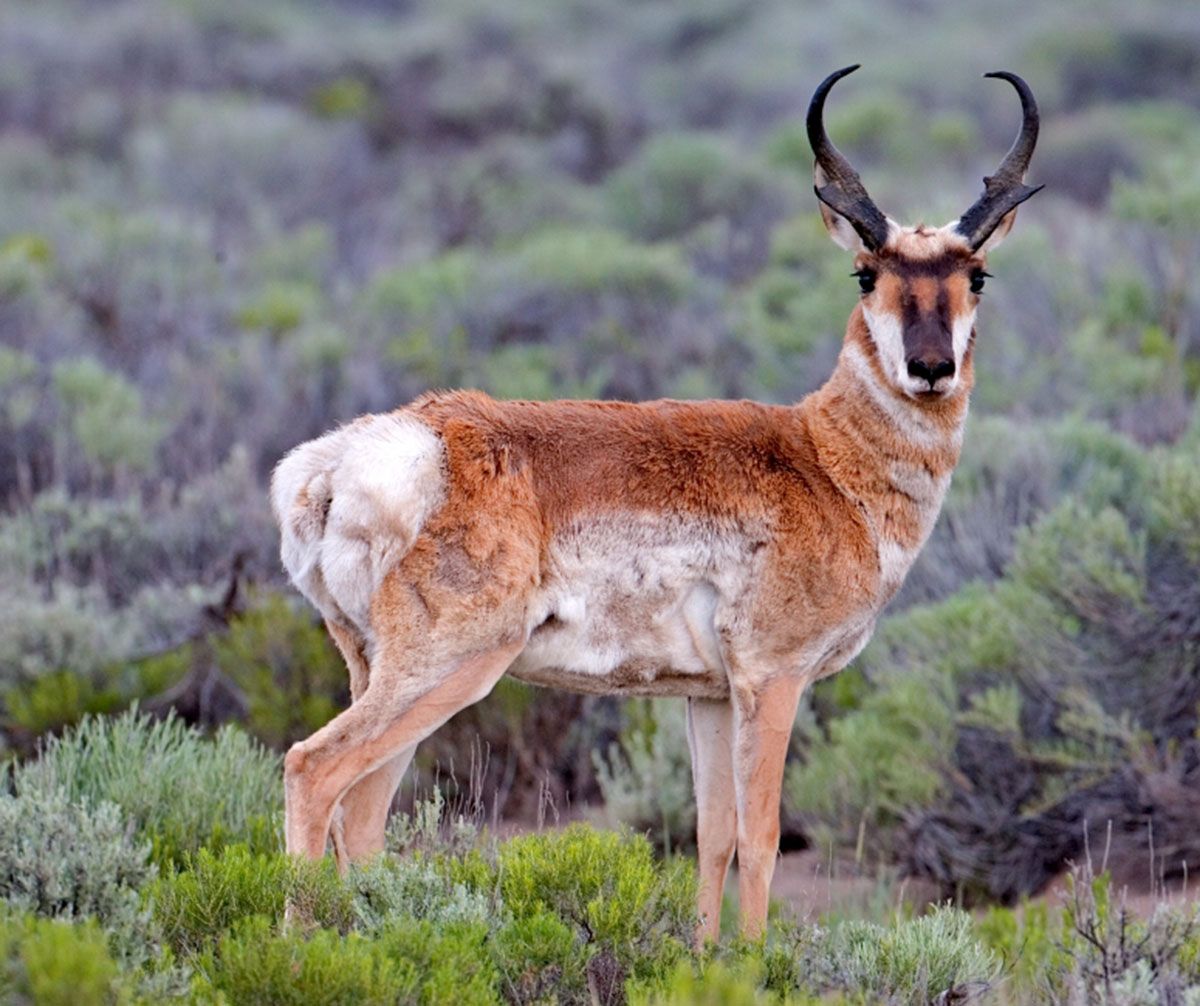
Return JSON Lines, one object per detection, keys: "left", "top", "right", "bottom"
{"left": 1, "top": 0, "right": 1199, "bottom": 910}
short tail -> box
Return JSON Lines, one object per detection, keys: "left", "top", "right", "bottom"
{"left": 270, "top": 413, "right": 446, "bottom": 633}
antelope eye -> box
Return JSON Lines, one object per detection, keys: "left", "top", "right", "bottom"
{"left": 970, "top": 269, "right": 991, "bottom": 295}
{"left": 853, "top": 268, "right": 876, "bottom": 294}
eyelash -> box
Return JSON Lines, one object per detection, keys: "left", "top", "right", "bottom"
{"left": 852, "top": 269, "right": 876, "bottom": 294}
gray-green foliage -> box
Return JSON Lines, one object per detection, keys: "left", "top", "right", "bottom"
{"left": 350, "top": 856, "right": 493, "bottom": 934}
{"left": 605, "top": 132, "right": 782, "bottom": 241}
{"left": 595, "top": 698, "right": 696, "bottom": 852}
{"left": 629, "top": 909, "right": 1001, "bottom": 1004}
{"left": 14, "top": 710, "right": 282, "bottom": 866}
{"left": 818, "top": 908, "right": 1000, "bottom": 1003}
{"left": 0, "top": 788, "right": 151, "bottom": 937}
{"left": 52, "top": 357, "right": 163, "bottom": 475}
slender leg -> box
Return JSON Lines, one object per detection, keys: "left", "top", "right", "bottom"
{"left": 324, "top": 621, "right": 415, "bottom": 866}
{"left": 687, "top": 697, "right": 736, "bottom": 946}
{"left": 732, "top": 674, "right": 806, "bottom": 939}
{"left": 284, "top": 640, "right": 523, "bottom": 860}
{"left": 330, "top": 747, "right": 415, "bottom": 864}
{"left": 325, "top": 620, "right": 371, "bottom": 701}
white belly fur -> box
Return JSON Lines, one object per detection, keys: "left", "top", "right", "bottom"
{"left": 509, "top": 515, "right": 751, "bottom": 698}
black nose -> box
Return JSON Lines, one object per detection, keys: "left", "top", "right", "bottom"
{"left": 906, "top": 356, "right": 955, "bottom": 387}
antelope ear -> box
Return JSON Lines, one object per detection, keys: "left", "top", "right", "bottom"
{"left": 972, "top": 206, "right": 1019, "bottom": 252}
{"left": 814, "top": 164, "right": 883, "bottom": 253}
{"left": 817, "top": 195, "right": 869, "bottom": 253}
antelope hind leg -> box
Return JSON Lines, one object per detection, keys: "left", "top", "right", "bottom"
{"left": 322, "top": 620, "right": 417, "bottom": 867}
{"left": 284, "top": 640, "right": 523, "bottom": 860}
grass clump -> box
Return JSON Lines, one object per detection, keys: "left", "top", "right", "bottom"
{"left": 14, "top": 709, "right": 281, "bottom": 866}
{"left": 151, "top": 844, "right": 352, "bottom": 956}
{"left": 194, "top": 915, "right": 499, "bottom": 1006}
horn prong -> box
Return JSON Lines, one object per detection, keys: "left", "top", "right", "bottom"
{"left": 955, "top": 71, "right": 1042, "bottom": 250}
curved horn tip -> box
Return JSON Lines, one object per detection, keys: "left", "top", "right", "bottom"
{"left": 983, "top": 70, "right": 1035, "bottom": 97}
{"left": 826, "top": 64, "right": 862, "bottom": 84}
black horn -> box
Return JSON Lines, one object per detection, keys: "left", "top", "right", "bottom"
{"left": 955, "top": 71, "right": 1043, "bottom": 250}
{"left": 807, "top": 65, "right": 891, "bottom": 252}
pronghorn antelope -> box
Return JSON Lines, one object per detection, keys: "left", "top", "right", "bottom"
{"left": 271, "top": 65, "right": 1041, "bottom": 941}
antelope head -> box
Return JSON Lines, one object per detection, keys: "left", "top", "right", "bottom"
{"left": 809, "top": 65, "right": 1042, "bottom": 401}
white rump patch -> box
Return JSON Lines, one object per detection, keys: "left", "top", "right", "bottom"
{"left": 271, "top": 413, "right": 446, "bottom": 635}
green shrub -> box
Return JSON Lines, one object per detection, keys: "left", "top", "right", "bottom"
{"left": 14, "top": 710, "right": 282, "bottom": 866}
{"left": 790, "top": 431, "right": 1200, "bottom": 899}
{"left": 235, "top": 280, "right": 322, "bottom": 336}
{"left": 309, "top": 77, "right": 372, "bottom": 119}
{"left": 0, "top": 346, "right": 39, "bottom": 430}
{"left": 735, "top": 216, "right": 854, "bottom": 395}
{"left": 152, "top": 845, "right": 352, "bottom": 956}
{"left": 212, "top": 594, "right": 347, "bottom": 748}
{"left": 495, "top": 824, "right": 696, "bottom": 978}
{"left": 4, "top": 668, "right": 123, "bottom": 737}
{"left": 788, "top": 673, "right": 956, "bottom": 854}
{"left": 491, "top": 911, "right": 585, "bottom": 1005}
{"left": 507, "top": 226, "right": 690, "bottom": 301}
{"left": 976, "top": 900, "right": 1062, "bottom": 994}
{"left": 630, "top": 960, "right": 785, "bottom": 1006}
{"left": 0, "top": 788, "right": 151, "bottom": 940}
{"left": 195, "top": 915, "right": 500, "bottom": 1006}
{"left": 52, "top": 357, "right": 164, "bottom": 474}
{"left": 373, "top": 918, "right": 500, "bottom": 1006}
{"left": 0, "top": 914, "right": 126, "bottom": 1006}
{"left": 365, "top": 250, "right": 479, "bottom": 321}
{"left": 1151, "top": 449, "right": 1200, "bottom": 562}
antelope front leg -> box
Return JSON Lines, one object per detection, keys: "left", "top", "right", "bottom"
{"left": 285, "top": 641, "right": 523, "bottom": 860}
{"left": 732, "top": 674, "right": 806, "bottom": 939}
{"left": 687, "top": 697, "right": 736, "bottom": 945}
